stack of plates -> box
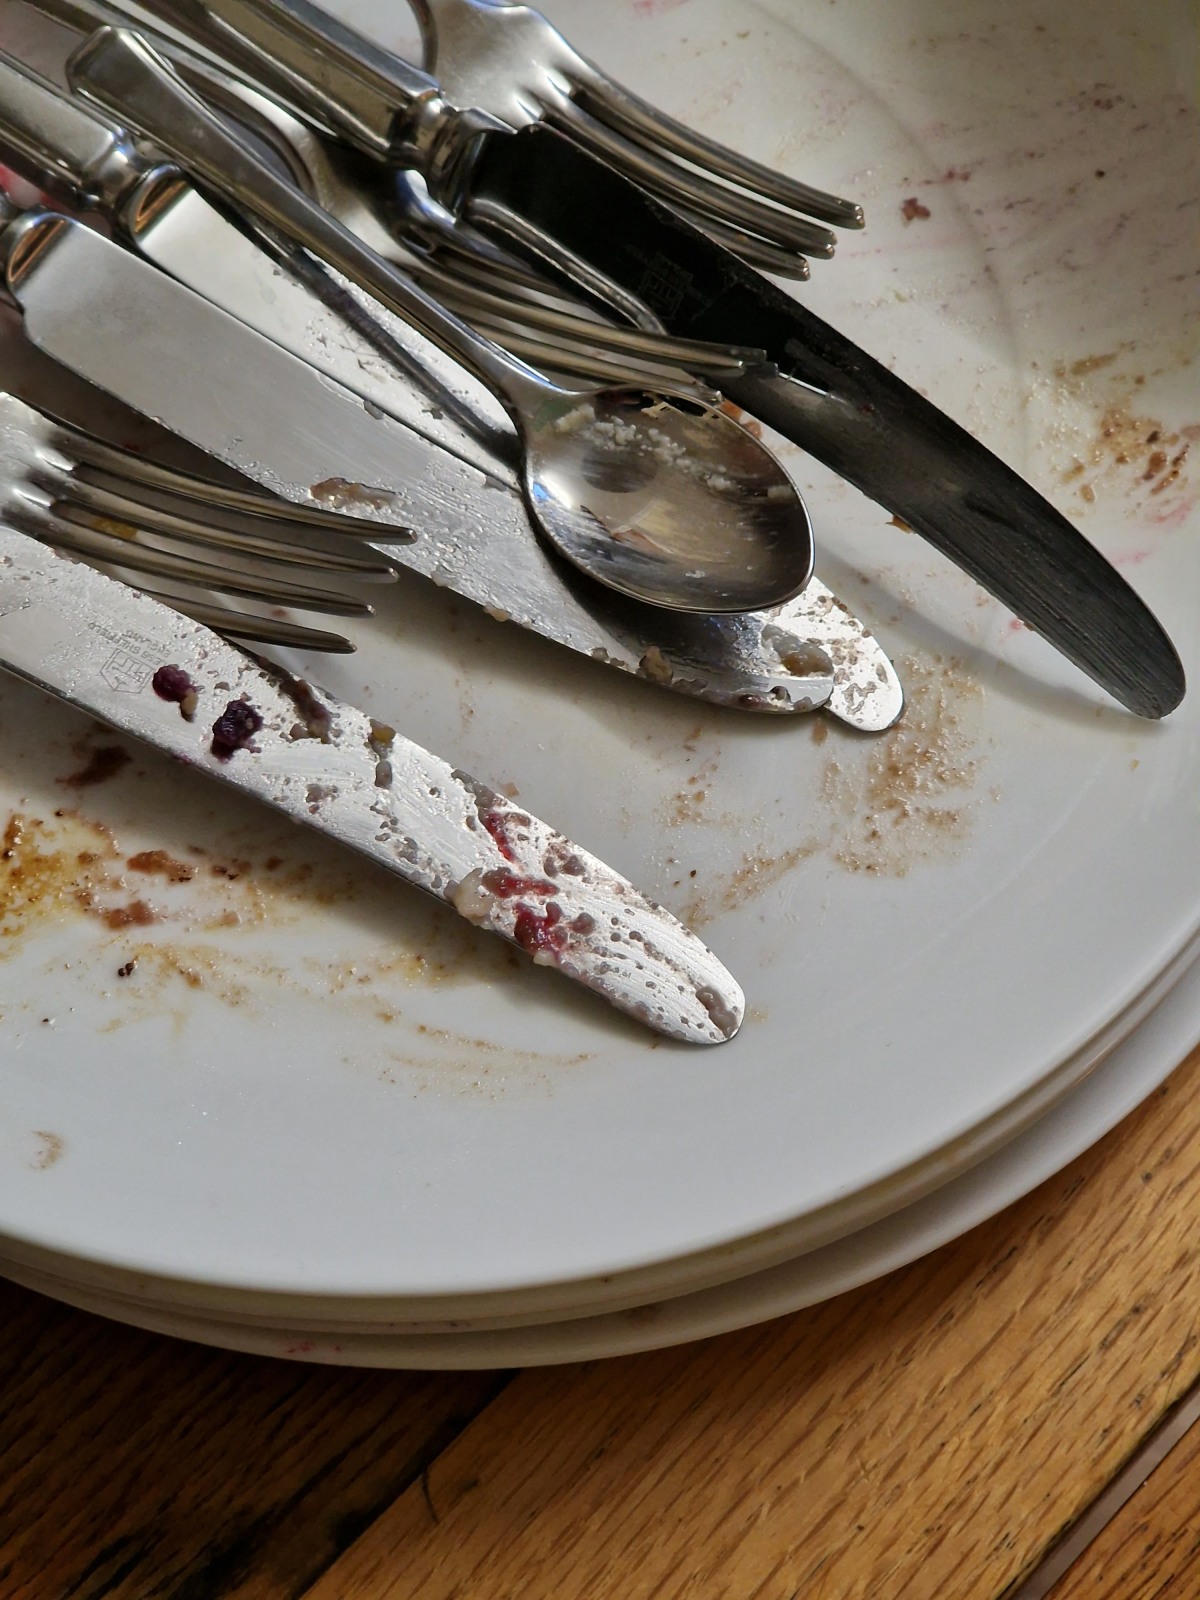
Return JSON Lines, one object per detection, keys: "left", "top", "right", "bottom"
{"left": 0, "top": 0, "right": 1195, "bottom": 1367}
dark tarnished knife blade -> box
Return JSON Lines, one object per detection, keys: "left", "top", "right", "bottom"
{"left": 468, "top": 126, "right": 1185, "bottom": 720}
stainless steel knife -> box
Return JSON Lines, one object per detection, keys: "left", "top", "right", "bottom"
{"left": 0, "top": 201, "right": 858, "bottom": 720}
{"left": 102, "top": 1, "right": 1187, "bottom": 719}
{"left": 0, "top": 518, "right": 744, "bottom": 1043}
{"left": 0, "top": 50, "right": 903, "bottom": 731}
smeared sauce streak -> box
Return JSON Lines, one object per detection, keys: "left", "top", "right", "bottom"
{"left": 59, "top": 746, "right": 130, "bottom": 789}
{"left": 482, "top": 808, "right": 523, "bottom": 862}
{"left": 481, "top": 869, "right": 554, "bottom": 899}
{"left": 1, "top": 812, "right": 160, "bottom": 935}
{"left": 127, "top": 850, "right": 195, "bottom": 884}
{"left": 513, "top": 900, "right": 567, "bottom": 960}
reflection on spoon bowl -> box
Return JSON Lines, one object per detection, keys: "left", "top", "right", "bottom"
{"left": 528, "top": 389, "right": 814, "bottom": 613}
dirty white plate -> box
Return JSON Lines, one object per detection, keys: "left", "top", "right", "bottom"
{"left": 4, "top": 926, "right": 1197, "bottom": 1365}
{"left": 0, "top": 0, "right": 1195, "bottom": 1313}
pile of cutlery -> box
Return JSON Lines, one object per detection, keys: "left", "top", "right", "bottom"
{"left": 0, "top": 0, "right": 1185, "bottom": 1039}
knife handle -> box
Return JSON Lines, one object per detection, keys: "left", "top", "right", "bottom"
{"left": 0, "top": 46, "right": 146, "bottom": 207}
{"left": 70, "top": 26, "right": 553, "bottom": 409}
{"left": 191, "top": 0, "right": 441, "bottom": 159}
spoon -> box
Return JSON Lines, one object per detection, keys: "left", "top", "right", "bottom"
{"left": 70, "top": 26, "right": 815, "bottom": 615}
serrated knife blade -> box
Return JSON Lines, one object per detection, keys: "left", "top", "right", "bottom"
{"left": 0, "top": 520, "right": 744, "bottom": 1043}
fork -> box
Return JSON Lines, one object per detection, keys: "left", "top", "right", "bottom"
{"left": 179, "top": 47, "right": 764, "bottom": 383}
{"left": 404, "top": 0, "right": 865, "bottom": 264}
{"left": 0, "top": 390, "right": 398, "bottom": 652}
{"left": 201, "top": 73, "right": 760, "bottom": 388}
{"left": 128, "top": 0, "right": 862, "bottom": 276}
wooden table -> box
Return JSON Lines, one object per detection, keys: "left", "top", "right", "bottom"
{"left": 3, "top": 1037, "right": 1199, "bottom": 1600}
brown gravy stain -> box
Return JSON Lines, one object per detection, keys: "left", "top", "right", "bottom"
{"left": 29, "top": 1131, "right": 65, "bottom": 1171}
{"left": 663, "top": 657, "right": 983, "bottom": 926}
{"left": 396, "top": 1035, "right": 597, "bottom": 1101}
{"left": 1, "top": 813, "right": 182, "bottom": 940}
{"left": 822, "top": 655, "right": 983, "bottom": 876}
{"left": 667, "top": 755, "right": 720, "bottom": 826}
{"left": 679, "top": 842, "right": 819, "bottom": 929}
{"left": 126, "top": 850, "right": 195, "bottom": 884}
{"left": 58, "top": 745, "right": 131, "bottom": 789}
{"left": 2, "top": 812, "right": 124, "bottom": 937}
{"left": 103, "top": 900, "right": 157, "bottom": 931}
{"left": 1053, "top": 355, "right": 1192, "bottom": 509}
{"left": 1, "top": 806, "right": 522, "bottom": 1039}
{"left": 28, "top": 1132, "right": 65, "bottom": 1171}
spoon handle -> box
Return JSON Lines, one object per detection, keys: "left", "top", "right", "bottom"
{"left": 69, "top": 25, "right": 554, "bottom": 413}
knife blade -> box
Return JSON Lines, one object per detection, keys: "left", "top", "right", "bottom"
{"left": 105, "top": 4, "right": 1184, "bottom": 718}
{"left": 0, "top": 28, "right": 901, "bottom": 729}
{"left": 0, "top": 519, "right": 744, "bottom": 1043}
{"left": 0, "top": 201, "right": 855, "bottom": 719}
{"left": 453, "top": 129, "right": 1189, "bottom": 722}
{"left": 0, "top": 30, "right": 517, "bottom": 480}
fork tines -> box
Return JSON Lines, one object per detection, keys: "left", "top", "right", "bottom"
{"left": 1, "top": 391, "right": 396, "bottom": 653}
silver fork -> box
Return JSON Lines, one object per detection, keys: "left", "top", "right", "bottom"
{"left": 222, "top": 81, "right": 760, "bottom": 389}
{"left": 127, "top": 0, "right": 861, "bottom": 276}
{"left": 404, "top": 0, "right": 865, "bottom": 264}
{"left": 0, "top": 390, "right": 398, "bottom": 652}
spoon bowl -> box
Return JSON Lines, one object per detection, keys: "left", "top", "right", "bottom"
{"left": 529, "top": 388, "right": 812, "bottom": 612}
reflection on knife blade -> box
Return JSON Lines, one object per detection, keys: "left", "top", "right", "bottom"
{"left": 0, "top": 203, "right": 839, "bottom": 716}
{"left": 0, "top": 196, "right": 902, "bottom": 727}
{"left": 0, "top": 521, "right": 745, "bottom": 1043}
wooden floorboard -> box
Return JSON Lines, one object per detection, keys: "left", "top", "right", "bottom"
{"left": 0, "top": 1284, "right": 506, "bottom": 1600}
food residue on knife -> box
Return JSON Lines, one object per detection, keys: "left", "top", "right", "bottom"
{"left": 210, "top": 699, "right": 263, "bottom": 761}
{"left": 152, "top": 664, "right": 198, "bottom": 720}
{"left": 309, "top": 476, "right": 399, "bottom": 514}
{"left": 282, "top": 677, "right": 333, "bottom": 743}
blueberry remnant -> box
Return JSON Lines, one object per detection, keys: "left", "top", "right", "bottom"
{"left": 210, "top": 699, "right": 263, "bottom": 761}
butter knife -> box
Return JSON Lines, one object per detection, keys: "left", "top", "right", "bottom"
{"left": 0, "top": 200, "right": 852, "bottom": 719}
{"left": 0, "top": 520, "right": 744, "bottom": 1043}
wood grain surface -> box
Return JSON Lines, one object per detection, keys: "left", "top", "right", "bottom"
{"left": 0, "top": 1294, "right": 505, "bottom": 1599}
{"left": 0, "top": 1041, "right": 1197, "bottom": 1600}
{"left": 1045, "top": 1410, "right": 1200, "bottom": 1600}
{"left": 301, "top": 1042, "right": 1200, "bottom": 1600}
